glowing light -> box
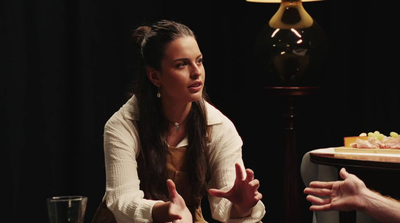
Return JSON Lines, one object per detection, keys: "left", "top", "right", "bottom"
{"left": 290, "top": 28, "right": 302, "bottom": 38}
{"left": 271, "top": 28, "right": 280, "bottom": 37}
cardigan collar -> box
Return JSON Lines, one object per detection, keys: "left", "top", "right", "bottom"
{"left": 121, "top": 95, "right": 223, "bottom": 126}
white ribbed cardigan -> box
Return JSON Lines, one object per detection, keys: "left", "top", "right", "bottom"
{"left": 102, "top": 96, "right": 266, "bottom": 223}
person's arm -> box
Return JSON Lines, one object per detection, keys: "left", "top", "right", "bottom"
{"left": 103, "top": 112, "right": 160, "bottom": 223}
{"left": 304, "top": 167, "right": 400, "bottom": 223}
{"left": 205, "top": 104, "right": 266, "bottom": 222}
{"left": 358, "top": 187, "right": 400, "bottom": 223}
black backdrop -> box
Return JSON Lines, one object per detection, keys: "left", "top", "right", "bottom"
{"left": 3, "top": 0, "right": 400, "bottom": 222}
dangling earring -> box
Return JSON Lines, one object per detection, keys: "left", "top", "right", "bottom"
{"left": 157, "top": 86, "right": 161, "bottom": 98}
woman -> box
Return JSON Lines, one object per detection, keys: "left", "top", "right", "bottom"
{"left": 95, "top": 20, "right": 265, "bottom": 223}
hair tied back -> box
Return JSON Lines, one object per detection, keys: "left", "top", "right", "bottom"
{"left": 132, "top": 26, "right": 151, "bottom": 50}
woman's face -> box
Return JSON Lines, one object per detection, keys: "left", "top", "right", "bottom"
{"left": 158, "top": 36, "right": 205, "bottom": 105}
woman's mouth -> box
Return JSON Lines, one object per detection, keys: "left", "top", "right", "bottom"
{"left": 188, "top": 81, "right": 202, "bottom": 93}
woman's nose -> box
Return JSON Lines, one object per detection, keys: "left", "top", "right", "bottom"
{"left": 190, "top": 64, "right": 201, "bottom": 79}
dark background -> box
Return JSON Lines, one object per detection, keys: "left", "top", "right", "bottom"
{"left": 3, "top": 0, "right": 400, "bottom": 222}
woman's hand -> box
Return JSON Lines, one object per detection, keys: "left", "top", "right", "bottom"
{"left": 208, "top": 163, "right": 262, "bottom": 218}
{"left": 152, "top": 180, "right": 192, "bottom": 223}
{"left": 167, "top": 179, "right": 192, "bottom": 223}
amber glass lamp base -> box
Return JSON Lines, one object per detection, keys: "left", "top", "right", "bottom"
{"left": 255, "top": 0, "right": 328, "bottom": 87}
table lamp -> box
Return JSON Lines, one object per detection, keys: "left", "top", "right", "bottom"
{"left": 246, "top": 1, "right": 328, "bottom": 223}
{"left": 248, "top": 0, "right": 327, "bottom": 87}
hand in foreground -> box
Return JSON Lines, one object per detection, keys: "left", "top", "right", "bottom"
{"left": 208, "top": 163, "right": 262, "bottom": 217}
{"left": 167, "top": 179, "right": 192, "bottom": 223}
{"left": 304, "top": 167, "right": 367, "bottom": 212}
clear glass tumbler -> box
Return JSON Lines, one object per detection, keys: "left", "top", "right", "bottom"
{"left": 47, "top": 195, "right": 88, "bottom": 223}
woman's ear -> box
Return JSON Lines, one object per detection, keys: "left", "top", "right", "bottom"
{"left": 147, "top": 67, "right": 161, "bottom": 86}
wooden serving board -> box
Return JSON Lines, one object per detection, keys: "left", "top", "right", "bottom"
{"left": 334, "top": 146, "right": 400, "bottom": 154}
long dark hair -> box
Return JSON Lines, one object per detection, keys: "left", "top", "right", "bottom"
{"left": 131, "top": 20, "right": 209, "bottom": 215}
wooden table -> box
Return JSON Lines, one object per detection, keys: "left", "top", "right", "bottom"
{"left": 310, "top": 147, "right": 400, "bottom": 170}
{"left": 309, "top": 147, "right": 400, "bottom": 223}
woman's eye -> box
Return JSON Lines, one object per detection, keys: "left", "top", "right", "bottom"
{"left": 196, "top": 58, "right": 203, "bottom": 65}
{"left": 176, "top": 62, "right": 187, "bottom": 69}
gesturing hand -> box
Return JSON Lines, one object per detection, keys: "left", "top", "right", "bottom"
{"left": 208, "top": 163, "right": 262, "bottom": 217}
{"left": 304, "top": 167, "right": 367, "bottom": 212}
{"left": 167, "top": 179, "right": 193, "bottom": 223}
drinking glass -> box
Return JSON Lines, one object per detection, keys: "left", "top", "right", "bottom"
{"left": 47, "top": 195, "right": 88, "bottom": 223}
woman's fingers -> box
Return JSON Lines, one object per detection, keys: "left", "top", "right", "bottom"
{"left": 234, "top": 163, "right": 245, "bottom": 181}
{"left": 245, "top": 168, "right": 255, "bottom": 182}
{"left": 167, "top": 179, "right": 178, "bottom": 199}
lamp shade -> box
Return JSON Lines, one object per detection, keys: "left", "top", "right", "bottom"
{"left": 246, "top": 0, "right": 323, "bottom": 2}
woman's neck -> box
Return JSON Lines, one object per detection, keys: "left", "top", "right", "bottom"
{"left": 162, "top": 100, "right": 192, "bottom": 146}
{"left": 161, "top": 99, "right": 192, "bottom": 124}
